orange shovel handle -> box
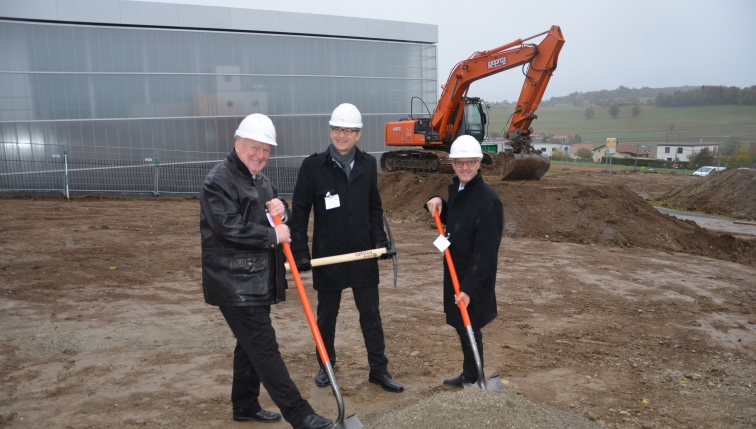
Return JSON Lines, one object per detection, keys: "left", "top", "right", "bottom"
{"left": 433, "top": 210, "right": 473, "bottom": 328}
{"left": 273, "top": 215, "right": 331, "bottom": 366}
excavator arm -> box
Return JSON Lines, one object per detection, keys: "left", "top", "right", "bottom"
{"left": 433, "top": 25, "right": 564, "bottom": 148}
{"left": 504, "top": 26, "right": 564, "bottom": 152}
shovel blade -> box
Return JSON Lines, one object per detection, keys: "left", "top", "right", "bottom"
{"left": 332, "top": 414, "right": 363, "bottom": 429}
{"left": 463, "top": 375, "right": 506, "bottom": 391}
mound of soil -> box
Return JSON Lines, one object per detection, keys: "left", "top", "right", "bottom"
{"left": 364, "top": 388, "right": 601, "bottom": 429}
{"left": 655, "top": 169, "right": 756, "bottom": 220}
{"left": 378, "top": 172, "right": 756, "bottom": 266}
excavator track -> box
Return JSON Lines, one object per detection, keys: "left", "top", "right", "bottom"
{"left": 380, "top": 150, "right": 495, "bottom": 175}
{"left": 380, "top": 150, "right": 454, "bottom": 174}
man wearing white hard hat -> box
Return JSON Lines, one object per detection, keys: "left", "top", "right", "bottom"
{"left": 290, "top": 103, "right": 404, "bottom": 393}
{"left": 424, "top": 135, "right": 504, "bottom": 387}
{"left": 200, "top": 113, "right": 332, "bottom": 429}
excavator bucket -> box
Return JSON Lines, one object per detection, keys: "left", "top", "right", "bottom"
{"left": 499, "top": 151, "right": 550, "bottom": 181}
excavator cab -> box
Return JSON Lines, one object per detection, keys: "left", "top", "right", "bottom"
{"left": 381, "top": 98, "right": 493, "bottom": 173}
{"left": 453, "top": 99, "right": 486, "bottom": 142}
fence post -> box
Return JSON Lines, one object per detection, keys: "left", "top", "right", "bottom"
{"left": 64, "top": 150, "right": 70, "bottom": 200}
{"left": 153, "top": 153, "right": 160, "bottom": 197}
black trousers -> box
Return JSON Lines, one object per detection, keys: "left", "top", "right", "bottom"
{"left": 219, "top": 305, "right": 314, "bottom": 426}
{"left": 316, "top": 286, "right": 389, "bottom": 376}
{"left": 455, "top": 327, "right": 484, "bottom": 380}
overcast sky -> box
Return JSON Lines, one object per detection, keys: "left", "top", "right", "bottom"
{"left": 145, "top": 0, "right": 756, "bottom": 103}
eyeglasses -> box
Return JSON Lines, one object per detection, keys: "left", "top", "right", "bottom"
{"left": 451, "top": 160, "right": 480, "bottom": 167}
{"left": 330, "top": 127, "right": 360, "bottom": 135}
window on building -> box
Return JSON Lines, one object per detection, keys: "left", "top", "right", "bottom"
{"left": 667, "top": 158, "right": 672, "bottom": 161}
{"left": 677, "top": 147, "right": 683, "bottom": 154}
{"left": 665, "top": 147, "right": 670, "bottom": 153}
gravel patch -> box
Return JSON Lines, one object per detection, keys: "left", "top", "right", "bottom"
{"left": 363, "top": 387, "right": 602, "bottom": 429}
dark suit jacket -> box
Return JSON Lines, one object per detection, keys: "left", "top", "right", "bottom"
{"left": 291, "top": 147, "right": 387, "bottom": 291}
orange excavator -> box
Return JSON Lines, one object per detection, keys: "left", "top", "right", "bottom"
{"left": 382, "top": 25, "right": 564, "bottom": 180}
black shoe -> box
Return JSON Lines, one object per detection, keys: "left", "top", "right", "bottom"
{"left": 296, "top": 413, "right": 333, "bottom": 429}
{"left": 442, "top": 374, "right": 476, "bottom": 387}
{"left": 368, "top": 373, "right": 404, "bottom": 393}
{"left": 315, "top": 367, "right": 330, "bottom": 387}
{"left": 232, "top": 408, "right": 282, "bottom": 423}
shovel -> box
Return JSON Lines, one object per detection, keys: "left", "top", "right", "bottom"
{"left": 273, "top": 215, "right": 363, "bottom": 429}
{"left": 284, "top": 216, "right": 398, "bottom": 287}
{"left": 433, "top": 209, "right": 505, "bottom": 391}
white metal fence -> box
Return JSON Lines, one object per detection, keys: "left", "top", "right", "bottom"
{"left": 0, "top": 143, "right": 305, "bottom": 197}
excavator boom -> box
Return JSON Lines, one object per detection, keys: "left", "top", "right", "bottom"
{"left": 383, "top": 26, "right": 564, "bottom": 180}
{"left": 505, "top": 26, "right": 564, "bottom": 151}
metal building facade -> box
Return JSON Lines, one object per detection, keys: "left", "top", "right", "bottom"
{"left": 0, "top": 1, "right": 438, "bottom": 164}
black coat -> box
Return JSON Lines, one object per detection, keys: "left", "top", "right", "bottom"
{"left": 291, "top": 147, "right": 387, "bottom": 291}
{"left": 428, "top": 171, "right": 503, "bottom": 330}
{"left": 200, "top": 149, "right": 291, "bottom": 306}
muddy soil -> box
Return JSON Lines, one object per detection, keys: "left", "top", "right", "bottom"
{"left": 1, "top": 171, "right": 755, "bottom": 429}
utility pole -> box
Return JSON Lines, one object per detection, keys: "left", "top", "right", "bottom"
{"left": 563, "top": 137, "right": 568, "bottom": 170}
{"left": 633, "top": 144, "right": 646, "bottom": 171}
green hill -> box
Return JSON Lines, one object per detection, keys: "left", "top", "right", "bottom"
{"left": 487, "top": 104, "right": 756, "bottom": 144}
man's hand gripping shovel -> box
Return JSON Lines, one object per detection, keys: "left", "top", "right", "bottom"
{"left": 432, "top": 209, "right": 505, "bottom": 391}
{"left": 273, "top": 215, "right": 363, "bottom": 429}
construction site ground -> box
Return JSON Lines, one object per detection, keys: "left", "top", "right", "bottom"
{"left": 1, "top": 169, "right": 755, "bottom": 429}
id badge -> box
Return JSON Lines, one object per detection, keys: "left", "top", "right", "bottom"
{"left": 325, "top": 192, "right": 341, "bottom": 210}
{"left": 433, "top": 234, "right": 451, "bottom": 252}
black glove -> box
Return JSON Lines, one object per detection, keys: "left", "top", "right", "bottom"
{"left": 376, "top": 240, "right": 392, "bottom": 260}
{"left": 295, "top": 258, "right": 312, "bottom": 272}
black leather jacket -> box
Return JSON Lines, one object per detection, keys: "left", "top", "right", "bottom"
{"left": 200, "top": 149, "right": 291, "bottom": 306}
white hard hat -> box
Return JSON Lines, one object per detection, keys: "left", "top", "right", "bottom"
{"left": 235, "top": 113, "right": 277, "bottom": 146}
{"left": 329, "top": 103, "right": 363, "bottom": 129}
{"left": 449, "top": 135, "right": 483, "bottom": 159}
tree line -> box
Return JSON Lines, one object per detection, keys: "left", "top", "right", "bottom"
{"left": 547, "top": 85, "right": 756, "bottom": 107}
{"left": 547, "top": 85, "right": 695, "bottom": 106}
{"left": 655, "top": 86, "right": 756, "bottom": 107}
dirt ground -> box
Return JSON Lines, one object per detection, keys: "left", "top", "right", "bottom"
{"left": 1, "top": 170, "right": 755, "bottom": 429}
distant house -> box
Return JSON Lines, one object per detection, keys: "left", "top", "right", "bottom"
{"left": 533, "top": 142, "right": 570, "bottom": 158}
{"left": 531, "top": 131, "right": 546, "bottom": 142}
{"left": 656, "top": 142, "right": 718, "bottom": 162}
{"left": 551, "top": 135, "right": 571, "bottom": 144}
{"left": 615, "top": 144, "right": 651, "bottom": 158}
{"left": 591, "top": 143, "right": 652, "bottom": 162}
{"left": 591, "top": 145, "right": 608, "bottom": 163}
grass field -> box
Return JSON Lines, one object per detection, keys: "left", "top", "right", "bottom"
{"left": 486, "top": 103, "right": 756, "bottom": 144}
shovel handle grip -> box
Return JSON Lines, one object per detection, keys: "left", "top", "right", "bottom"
{"left": 433, "top": 210, "right": 472, "bottom": 328}
{"left": 284, "top": 248, "right": 387, "bottom": 270}
{"left": 273, "top": 215, "right": 331, "bottom": 366}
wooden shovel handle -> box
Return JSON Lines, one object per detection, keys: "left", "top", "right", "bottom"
{"left": 284, "top": 248, "right": 387, "bottom": 270}
{"left": 433, "top": 210, "right": 473, "bottom": 328}
{"left": 272, "top": 216, "right": 331, "bottom": 365}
